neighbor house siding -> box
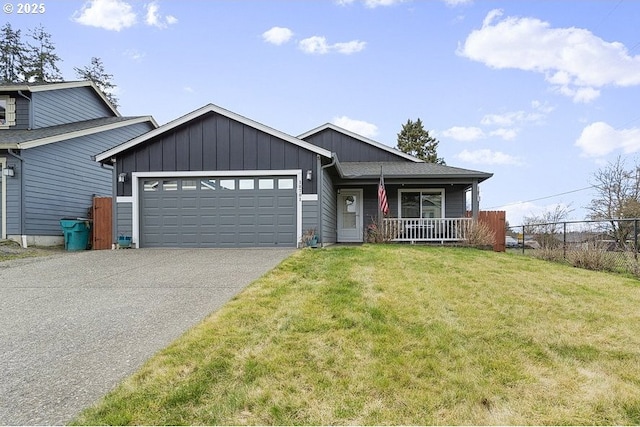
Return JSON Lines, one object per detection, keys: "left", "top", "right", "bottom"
{"left": 21, "top": 122, "right": 153, "bottom": 236}
{"left": 302, "top": 128, "right": 408, "bottom": 162}
{"left": 5, "top": 157, "right": 22, "bottom": 235}
{"left": 321, "top": 169, "right": 337, "bottom": 244}
{"left": 32, "top": 87, "right": 113, "bottom": 128}
{"left": 115, "top": 112, "right": 318, "bottom": 197}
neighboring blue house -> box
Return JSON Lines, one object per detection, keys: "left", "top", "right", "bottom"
{"left": 96, "top": 103, "right": 492, "bottom": 248}
{"left": 0, "top": 81, "right": 157, "bottom": 246}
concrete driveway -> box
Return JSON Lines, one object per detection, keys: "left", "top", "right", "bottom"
{"left": 0, "top": 248, "right": 294, "bottom": 425}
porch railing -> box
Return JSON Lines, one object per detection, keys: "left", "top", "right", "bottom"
{"left": 382, "top": 217, "right": 473, "bottom": 242}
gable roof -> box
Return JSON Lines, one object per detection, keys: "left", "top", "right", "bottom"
{"left": 336, "top": 161, "right": 493, "bottom": 182}
{"left": 95, "top": 103, "right": 333, "bottom": 163}
{"left": 298, "top": 123, "right": 422, "bottom": 163}
{"left": 0, "top": 80, "right": 120, "bottom": 117}
{"left": 0, "top": 116, "right": 157, "bottom": 149}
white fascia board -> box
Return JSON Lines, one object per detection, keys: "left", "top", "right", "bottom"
{"left": 131, "top": 169, "right": 302, "bottom": 178}
{"left": 96, "top": 104, "right": 332, "bottom": 163}
{"left": 299, "top": 123, "right": 423, "bottom": 163}
{"left": 17, "top": 116, "right": 156, "bottom": 149}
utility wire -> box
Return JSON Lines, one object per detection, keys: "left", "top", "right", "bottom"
{"left": 486, "top": 186, "right": 595, "bottom": 210}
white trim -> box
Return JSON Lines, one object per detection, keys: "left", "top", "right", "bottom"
{"left": 397, "top": 188, "right": 446, "bottom": 219}
{"left": 116, "top": 196, "right": 133, "bottom": 203}
{"left": 298, "top": 123, "right": 422, "bottom": 163}
{"left": 8, "top": 116, "right": 157, "bottom": 150}
{"left": 131, "top": 169, "right": 303, "bottom": 247}
{"left": 95, "top": 103, "right": 332, "bottom": 163}
{"left": 0, "top": 157, "right": 6, "bottom": 239}
{"left": 301, "top": 194, "right": 318, "bottom": 202}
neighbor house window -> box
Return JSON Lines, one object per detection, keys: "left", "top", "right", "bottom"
{"left": 399, "top": 189, "right": 444, "bottom": 218}
{"left": 0, "top": 96, "right": 16, "bottom": 128}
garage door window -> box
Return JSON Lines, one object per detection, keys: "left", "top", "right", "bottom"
{"left": 143, "top": 180, "right": 159, "bottom": 191}
{"left": 278, "top": 178, "right": 294, "bottom": 189}
{"left": 163, "top": 181, "right": 178, "bottom": 191}
{"left": 182, "top": 180, "right": 197, "bottom": 190}
{"left": 201, "top": 179, "right": 216, "bottom": 190}
{"left": 220, "top": 179, "right": 235, "bottom": 190}
{"left": 259, "top": 179, "right": 274, "bottom": 189}
{"left": 239, "top": 179, "right": 254, "bottom": 190}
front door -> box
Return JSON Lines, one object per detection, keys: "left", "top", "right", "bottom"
{"left": 337, "top": 189, "right": 363, "bottom": 242}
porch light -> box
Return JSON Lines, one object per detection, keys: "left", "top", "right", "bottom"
{"left": 3, "top": 166, "right": 14, "bottom": 177}
{"left": 118, "top": 172, "right": 127, "bottom": 183}
{"left": 306, "top": 170, "right": 313, "bottom": 181}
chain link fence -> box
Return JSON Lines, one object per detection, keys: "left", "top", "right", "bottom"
{"left": 509, "top": 219, "right": 640, "bottom": 277}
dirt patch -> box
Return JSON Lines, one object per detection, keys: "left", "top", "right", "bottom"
{"left": 0, "top": 239, "right": 67, "bottom": 262}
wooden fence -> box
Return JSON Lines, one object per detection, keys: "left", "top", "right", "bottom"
{"left": 478, "top": 210, "right": 506, "bottom": 252}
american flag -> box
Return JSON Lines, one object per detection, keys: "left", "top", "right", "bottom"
{"left": 378, "top": 170, "right": 389, "bottom": 216}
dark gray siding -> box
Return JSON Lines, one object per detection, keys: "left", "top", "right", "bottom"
{"left": 302, "top": 200, "right": 318, "bottom": 234}
{"left": 116, "top": 112, "right": 318, "bottom": 196}
{"left": 116, "top": 202, "right": 133, "bottom": 237}
{"left": 21, "top": 122, "right": 153, "bottom": 236}
{"left": 303, "top": 128, "right": 409, "bottom": 162}
{"left": 321, "top": 169, "right": 337, "bottom": 244}
{"left": 5, "top": 157, "right": 22, "bottom": 234}
{"left": 32, "top": 87, "right": 113, "bottom": 128}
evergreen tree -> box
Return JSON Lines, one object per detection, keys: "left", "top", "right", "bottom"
{"left": 24, "top": 24, "right": 62, "bottom": 82}
{"left": 0, "top": 23, "right": 27, "bottom": 83}
{"left": 397, "top": 118, "right": 445, "bottom": 164}
{"left": 74, "top": 57, "right": 119, "bottom": 108}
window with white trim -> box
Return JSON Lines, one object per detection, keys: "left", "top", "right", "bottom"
{"left": 399, "top": 189, "right": 444, "bottom": 219}
{"left": 0, "top": 96, "right": 16, "bottom": 128}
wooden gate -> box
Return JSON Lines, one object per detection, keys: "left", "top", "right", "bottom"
{"left": 91, "top": 196, "right": 112, "bottom": 250}
{"left": 478, "top": 210, "right": 506, "bottom": 252}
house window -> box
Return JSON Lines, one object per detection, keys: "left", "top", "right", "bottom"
{"left": 182, "top": 180, "right": 197, "bottom": 190}
{"left": 0, "top": 96, "right": 16, "bottom": 128}
{"left": 201, "top": 179, "right": 216, "bottom": 190}
{"left": 163, "top": 180, "right": 178, "bottom": 191}
{"left": 399, "top": 189, "right": 444, "bottom": 218}
{"left": 258, "top": 179, "right": 274, "bottom": 190}
{"left": 219, "top": 179, "right": 235, "bottom": 190}
{"left": 239, "top": 179, "right": 254, "bottom": 190}
{"left": 143, "top": 180, "right": 159, "bottom": 191}
{"left": 278, "top": 178, "right": 294, "bottom": 189}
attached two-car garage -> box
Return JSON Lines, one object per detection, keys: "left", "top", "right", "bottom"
{"left": 137, "top": 174, "right": 299, "bottom": 248}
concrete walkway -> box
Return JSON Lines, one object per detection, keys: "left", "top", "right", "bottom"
{"left": 0, "top": 248, "right": 294, "bottom": 425}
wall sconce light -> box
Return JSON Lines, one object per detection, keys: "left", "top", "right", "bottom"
{"left": 306, "top": 170, "right": 313, "bottom": 181}
{"left": 118, "top": 172, "right": 127, "bottom": 183}
{"left": 2, "top": 166, "right": 14, "bottom": 177}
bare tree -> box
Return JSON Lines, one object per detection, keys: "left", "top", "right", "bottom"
{"left": 523, "top": 204, "right": 573, "bottom": 248}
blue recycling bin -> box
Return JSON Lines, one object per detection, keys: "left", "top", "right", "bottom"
{"left": 60, "top": 218, "right": 91, "bottom": 251}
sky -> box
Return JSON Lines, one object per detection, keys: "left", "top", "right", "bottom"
{"left": 5, "top": 0, "right": 640, "bottom": 226}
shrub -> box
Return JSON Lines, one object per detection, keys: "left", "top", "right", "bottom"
{"left": 464, "top": 220, "right": 495, "bottom": 249}
{"left": 567, "top": 243, "right": 617, "bottom": 272}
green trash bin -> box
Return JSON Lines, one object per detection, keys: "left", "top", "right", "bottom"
{"left": 60, "top": 218, "right": 91, "bottom": 251}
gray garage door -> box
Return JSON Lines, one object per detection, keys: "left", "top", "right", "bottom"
{"left": 140, "top": 176, "right": 297, "bottom": 248}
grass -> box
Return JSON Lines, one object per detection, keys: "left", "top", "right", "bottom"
{"left": 73, "top": 245, "right": 640, "bottom": 425}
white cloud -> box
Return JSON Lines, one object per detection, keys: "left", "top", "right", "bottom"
{"left": 481, "top": 110, "right": 543, "bottom": 127}
{"left": 299, "top": 36, "right": 366, "bottom": 55}
{"left": 456, "top": 148, "right": 522, "bottom": 165}
{"left": 333, "top": 40, "right": 367, "bottom": 54}
{"left": 443, "top": 0, "right": 473, "bottom": 6}
{"left": 489, "top": 128, "right": 518, "bottom": 140}
{"left": 262, "top": 26, "right": 294, "bottom": 45}
{"left": 442, "top": 126, "right": 485, "bottom": 141}
{"left": 332, "top": 116, "right": 378, "bottom": 138}
{"left": 458, "top": 9, "right": 640, "bottom": 103}
{"left": 123, "top": 49, "right": 145, "bottom": 62}
{"left": 299, "top": 36, "right": 330, "bottom": 54}
{"left": 73, "top": 0, "right": 136, "bottom": 31}
{"left": 145, "top": 1, "right": 177, "bottom": 29}
{"left": 575, "top": 121, "right": 640, "bottom": 158}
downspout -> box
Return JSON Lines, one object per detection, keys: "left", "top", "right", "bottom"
{"left": 320, "top": 153, "right": 337, "bottom": 247}
{"left": 7, "top": 148, "right": 26, "bottom": 247}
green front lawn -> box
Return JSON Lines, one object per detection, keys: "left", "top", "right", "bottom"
{"left": 73, "top": 245, "right": 640, "bottom": 425}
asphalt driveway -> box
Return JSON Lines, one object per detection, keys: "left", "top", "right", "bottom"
{"left": 0, "top": 248, "right": 294, "bottom": 426}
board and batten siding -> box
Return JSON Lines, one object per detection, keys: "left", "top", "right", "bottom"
{"left": 32, "top": 86, "right": 113, "bottom": 129}
{"left": 116, "top": 201, "right": 133, "bottom": 237}
{"left": 115, "top": 112, "right": 318, "bottom": 197}
{"left": 21, "top": 122, "right": 153, "bottom": 236}
{"left": 302, "top": 128, "right": 408, "bottom": 163}
{"left": 321, "top": 169, "right": 337, "bottom": 244}
{"left": 302, "top": 200, "right": 318, "bottom": 235}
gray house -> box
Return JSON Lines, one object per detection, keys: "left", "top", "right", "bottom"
{"left": 96, "top": 103, "right": 492, "bottom": 248}
{"left": 0, "top": 81, "right": 157, "bottom": 246}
